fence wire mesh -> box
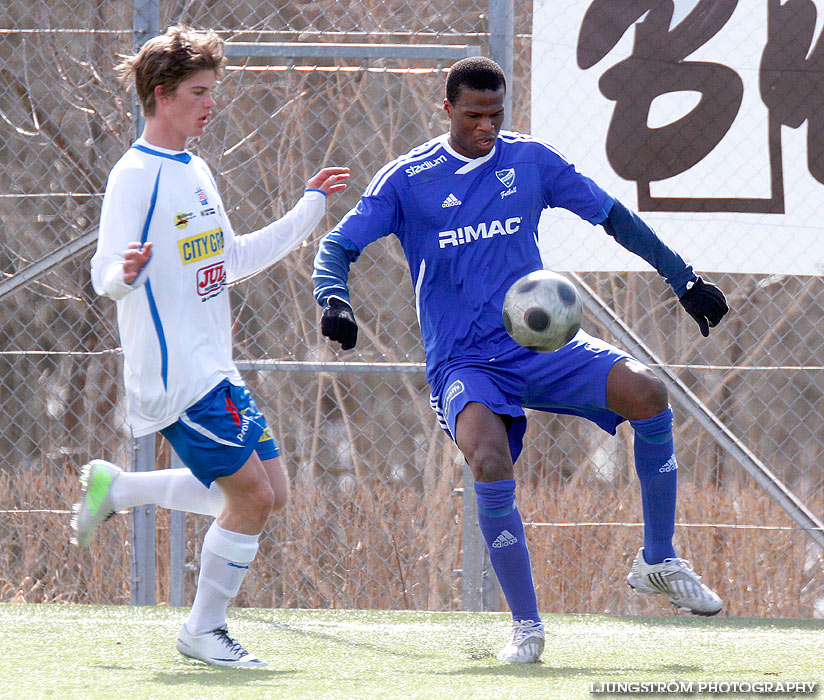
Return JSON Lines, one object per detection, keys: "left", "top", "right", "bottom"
{"left": 1, "top": 0, "right": 822, "bottom": 618}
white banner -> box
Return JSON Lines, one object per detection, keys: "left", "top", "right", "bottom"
{"left": 532, "top": 0, "right": 824, "bottom": 274}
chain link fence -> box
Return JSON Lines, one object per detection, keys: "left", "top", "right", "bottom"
{"left": 1, "top": 0, "right": 822, "bottom": 618}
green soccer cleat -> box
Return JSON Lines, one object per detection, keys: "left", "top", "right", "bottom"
{"left": 70, "top": 459, "right": 121, "bottom": 549}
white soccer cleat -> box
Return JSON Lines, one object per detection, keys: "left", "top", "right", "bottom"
{"left": 626, "top": 547, "right": 722, "bottom": 616}
{"left": 70, "top": 459, "right": 121, "bottom": 549}
{"left": 176, "top": 624, "right": 267, "bottom": 667}
{"left": 496, "top": 619, "right": 545, "bottom": 663}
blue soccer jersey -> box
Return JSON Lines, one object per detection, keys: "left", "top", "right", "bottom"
{"left": 324, "top": 131, "right": 612, "bottom": 380}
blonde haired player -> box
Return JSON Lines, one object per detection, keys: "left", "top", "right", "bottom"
{"left": 72, "top": 25, "right": 348, "bottom": 667}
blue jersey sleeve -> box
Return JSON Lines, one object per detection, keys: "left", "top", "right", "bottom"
{"left": 601, "top": 199, "right": 696, "bottom": 297}
{"left": 331, "top": 178, "right": 401, "bottom": 250}
{"left": 312, "top": 231, "right": 360, "bottom": 307}
{"left": 312, "top": 175, "right": 401, "bottom": 307}
{"left": 536, "top": 145, "right": 611, "bottom": 223}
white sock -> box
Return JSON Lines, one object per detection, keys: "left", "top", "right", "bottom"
{"left": 109, "top": 467, "right": 225, "bottom": 516}
{"left": 186, "top": 522, "right": 260, "bottom": 636}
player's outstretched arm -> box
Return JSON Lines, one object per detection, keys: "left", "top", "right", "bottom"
{"left": 225, "top": 166, "right": 350, "bottom": 282}
{"left": 600, "top": 198, "right": 729, "bottom": 336}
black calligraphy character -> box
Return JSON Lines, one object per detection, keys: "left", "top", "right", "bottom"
{"left": 761, "top": 0, "right": 824, "bottom": 184}
{"left": 579, "top": 0, "right": 741, "bottom": 184}
{"left": 577, "top": 1, "right": 783, "bottom": 213}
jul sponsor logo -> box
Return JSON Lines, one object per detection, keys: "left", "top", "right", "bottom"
{"left": 197, "top": 261, "right": 226, "bottom": 300}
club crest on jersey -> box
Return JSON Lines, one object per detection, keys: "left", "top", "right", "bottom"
{"left": 195, "top": 187, "right": 209, "bottom": 205}
{"left": 174, "top": 212, "right": 195, "bottom": 229}
{"left": 197, "top": 261, "right": 226, "bottom": 300}
{"left": 496, "top": 168, "right": 515, "bottom": 188}
{"left": 496, "top": 168, "right": 517, "bottom": 199}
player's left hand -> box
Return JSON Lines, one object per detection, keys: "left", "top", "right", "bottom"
{"left": 679, "top": 277, "right": 729, "bottom": 337}
{"left": 307, "top": 167, "right": 350, "bottom": 196}
{"left": 321, "top": 298, "right": 358, "bottom": 350}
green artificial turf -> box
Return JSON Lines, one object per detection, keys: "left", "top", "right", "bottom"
{"left": 1, "top": 604, "right": 821, "bottom": 699}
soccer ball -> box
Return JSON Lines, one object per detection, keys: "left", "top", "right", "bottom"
{"left": 502, "top": 270, "right": 582, "bottom": 352}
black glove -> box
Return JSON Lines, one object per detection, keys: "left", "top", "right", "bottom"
{"left": 321, "top": 298, "right": 358, "bottom": 350}
{"left": 679, "top": 277, "right": 729, "bottom": 337}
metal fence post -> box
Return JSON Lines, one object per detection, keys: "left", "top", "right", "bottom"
{"left": 489, "top": 0, "right": 514, "bottom": 130}
{"left": 125, "top": 0, "right": 160, "bottom": 608}
{"left": 130, "top": 434, "right": 156, "bottom": 605}
{"left": 132, "top": 0, "right": 159, "bottom": 140}
{"left": 461, "top": 459, "right": 502, "bottom": 611}
{"left": 169, "top": 451, "right": 187, "bottom": 607}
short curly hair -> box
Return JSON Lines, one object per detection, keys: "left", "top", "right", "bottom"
{"left": 445, "top": 56, "right": 506, "bottom": 105}
{"left": 115, "top": 25, "right": 225, "bottom": 117}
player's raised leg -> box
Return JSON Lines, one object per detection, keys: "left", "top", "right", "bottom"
{"left": 607, "top": 359, "right": 722, "bottom": 616}
{"left": 70, "top": 459, "right": 226, "bottom": 549}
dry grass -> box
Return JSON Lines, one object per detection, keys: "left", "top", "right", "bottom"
{"left": 2, "top": 462, "right": 821, "bottom": 618}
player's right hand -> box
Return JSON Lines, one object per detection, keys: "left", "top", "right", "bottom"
{"left": 321, "top": 298, "right": 358, "bottom": 350}
{"left": 307, "top": 167, "right": 350, "bottom": 196}
{"left": 123, "top": 242, "right": 152, "bottom": 284}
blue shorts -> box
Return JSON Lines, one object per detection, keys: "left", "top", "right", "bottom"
{"left": 160, "top": 379, "right": 280, "bottom": 487}
{"left": 429, "top": 330, "right": 630, "bottom": 464}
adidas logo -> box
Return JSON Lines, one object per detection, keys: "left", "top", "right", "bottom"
{"left": 441, "top": 193, "right": 462, "bottom": 208}
{"left": 659, "top": 455, "right": 678, "bottom": 473}
{"left": 491, "top": 529, "right": 518, "bottom": 548}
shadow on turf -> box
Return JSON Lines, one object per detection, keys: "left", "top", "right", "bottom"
{"left": 438, "top": 662, "right": 704, "bottom": 678}
{"left": 151, "top": 667, "right": 293, "bottom": 686}
{"left": 255, "top": 620, "right": 437, "bottom": 660}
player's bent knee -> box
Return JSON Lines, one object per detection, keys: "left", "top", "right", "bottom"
{"left": 244, "top": 481, "right": 276, "bottom": 519}
{"left": 466, "top": 444, "right": 514, "bottom": 482}
{"left": 608, "top": 360, "right": 669, "bottom": 419}
{"left": 635, "top": 373, "right": 668, "bottom": 416}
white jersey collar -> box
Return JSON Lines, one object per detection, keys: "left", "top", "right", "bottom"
{"left": 441, "top": 134, "right": 497, "bottom": 174}
{"left": 133, "top": 137, "right": 192, "bottom": 163}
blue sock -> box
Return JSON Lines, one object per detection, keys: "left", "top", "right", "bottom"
{"left": 630, "top": 407, "right": 678, "bottom": 564}
{"left": 474, "top": 479, "right": 540, "bottom": 622}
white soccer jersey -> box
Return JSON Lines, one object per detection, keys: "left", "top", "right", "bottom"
{"left": 92, "top": 138, "right": 326, "bottom": 436}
